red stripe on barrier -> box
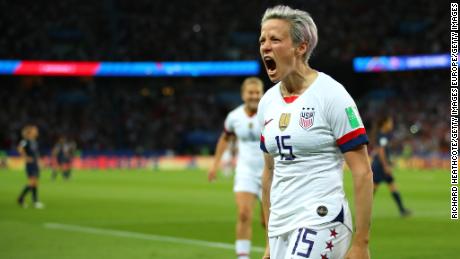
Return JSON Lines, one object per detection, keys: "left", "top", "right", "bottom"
{"left": 14, "top": 61, "right": 100, "bottom": 76}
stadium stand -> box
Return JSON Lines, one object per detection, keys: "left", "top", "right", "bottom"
{"left": 0, "top": 0, "right": 449, "bottom": 157}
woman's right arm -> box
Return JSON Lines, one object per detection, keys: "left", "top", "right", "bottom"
{"left": 262, "top": 153, "right": 274, "bottom": 259}
{"left": 208, "top": 132, "right": 234, "bottom": 182}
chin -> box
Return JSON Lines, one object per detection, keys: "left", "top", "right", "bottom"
{"left": 268, "top": 75, "right": 281, "bottom": 83}
{"left": 266, "top": 70, "right": 283, "bottom": 83}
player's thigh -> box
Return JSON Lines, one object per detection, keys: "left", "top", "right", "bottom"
{"left": 26, "top": 165, "right": 39, "bottom": 181}
{"left": 235, "top": 192, "right": 257, "bottom": 214}
{"left": 286, "top": 223, "right": 351, "bottom": 259}
{"left": 27, "top": 176, "right": 38, "bottom": 185}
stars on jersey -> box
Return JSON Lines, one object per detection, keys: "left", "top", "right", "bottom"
{"left": 326, "top": 241, "right": 334, "bottom": 251}
{"left": 319, "top": 228, "right": 339, "bottom": 258}
{"left": 329, "top": 228, "right": 338, "bottom": 238}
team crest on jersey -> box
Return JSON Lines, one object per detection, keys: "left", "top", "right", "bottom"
{"left": 279, "top": 113, "right": 291, "bottom": 131}
{"left": 299, "top": 107, "right": 315, "bottom": 130}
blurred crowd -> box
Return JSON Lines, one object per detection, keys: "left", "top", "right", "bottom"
{"left": 0, "top": 0, "right": 448, "bottom": 62}
{"left": 0, "top": 70, "right": 449, "bottom": 156}
{"left": 360, "top": 71, "right": 449, "bottom": 157}
{"left": 0, "top": 0, "right": 449, "bottom": 156}
{"left": 0, "top": 77, "right": 232, "bottom": 154}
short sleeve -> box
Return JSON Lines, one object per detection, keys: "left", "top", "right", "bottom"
{"left": 326, "top": 87, "right": 368, "bottom": 153}
{"left": 223, "top": 113, "right": 235, "bottom": 135}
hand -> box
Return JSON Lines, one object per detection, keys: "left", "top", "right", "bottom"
{"left": 345, "top": 243, "right": 370, "bottom": 259}
{"left": 207, "top": 166, "right": 218, "bottom": 182}
{"left": 26, "top": 156, "right": 34, "bottom": 163}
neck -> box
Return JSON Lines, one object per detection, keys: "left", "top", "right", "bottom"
{"left": 281, "top": 64, "right": 317, "bottom": 96}
{"left": 244, "top": 105, "right": 256, "bottom": 116}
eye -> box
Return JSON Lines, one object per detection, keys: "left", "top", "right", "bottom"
{"left": 259, "top": 39, "right": 265, "bottom": 45}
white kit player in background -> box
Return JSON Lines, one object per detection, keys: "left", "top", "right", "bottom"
{"left": 258, "top": 5, "right": 373, "bottom": 259}
{"left": 208, "top": 77, "right": 266, "bottom": 259}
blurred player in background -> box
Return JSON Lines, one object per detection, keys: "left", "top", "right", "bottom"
{"left": 208, "top": 77, "right": 265, "bottom": 259}
{"left": 371, "top": 115, "right": 411, "bottom": 217}
{"left": 51, "top": 136, "right": 76, "bottom": 180}
{"left": 258, "top": 6, "right": 372, "bottom": 259}
{"left": 17, "top": 125, "right": 44, "bottom": 209}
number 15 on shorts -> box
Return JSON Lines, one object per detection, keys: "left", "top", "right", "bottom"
{"left": 292, "top": 228, "right": 317, "bottom": 258}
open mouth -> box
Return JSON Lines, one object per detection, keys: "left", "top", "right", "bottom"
{"left": 263, "top": 56, "right": 277, "bottom": 75}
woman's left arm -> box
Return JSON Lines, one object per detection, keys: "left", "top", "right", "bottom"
{"left": 344, "top": 144, "right": 373, "bottom": 259}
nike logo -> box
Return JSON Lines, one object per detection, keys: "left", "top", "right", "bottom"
{"left": 264, "top": 119, "right": 274, "bottom": 126}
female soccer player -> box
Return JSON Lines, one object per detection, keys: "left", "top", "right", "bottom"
{"left": 258, "top": 6, "right": 373, "bottom": 259}
{"left": 208, "top": 77, "right": 265, "bottom": 259}
{"left": 51, "top": 136, "right": 76, "bottom": 180}
{"left": 371, "top": 115, "right": 411, "bottom": 217}
{"left": 17, "top": 125, "right": 44, "bottom": 209}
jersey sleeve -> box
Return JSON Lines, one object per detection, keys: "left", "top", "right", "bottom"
{"left": 257, "top": 97, "right": 269, "bottom": 153}
{"left": 223, "top": 112, "right": 235, "bottom": 135}
{"left": 326, "top": 87, "right": 368, "bottom": 153}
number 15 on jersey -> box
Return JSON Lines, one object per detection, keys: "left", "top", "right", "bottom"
{"left": 275, "top": 135, "right": 296, "bottom": 160}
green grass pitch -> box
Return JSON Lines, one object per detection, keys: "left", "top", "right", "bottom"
{"left": 0, "top": 167, "right": 457, "bottom": 259}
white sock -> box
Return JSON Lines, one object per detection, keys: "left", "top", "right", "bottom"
{"left": 236, "top": 239, "right": 251, "bottom": 259}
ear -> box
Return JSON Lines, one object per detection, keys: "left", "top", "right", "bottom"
{"left": 295, "top": 42, "right": 308, "bottom": 58}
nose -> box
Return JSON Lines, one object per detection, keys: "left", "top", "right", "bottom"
{"left": 260, "top": 41, "right": 272, "bottom": 53}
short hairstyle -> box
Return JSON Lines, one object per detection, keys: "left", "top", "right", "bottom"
{"left": 261, "top": 5, "right": 318, "bottom": 63}
{"left": 241, "top": 77, "right": 264, "bottom": 93}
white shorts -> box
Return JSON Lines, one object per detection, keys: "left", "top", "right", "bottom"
{"left": 233, "top": 166, "right": 262, "bottom": 200}
{"left": 269, "top": 222, "right": 351, "bottom": 259}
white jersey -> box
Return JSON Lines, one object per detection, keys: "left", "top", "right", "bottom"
{"left": 258, "top": 72, "right": 368, "bottom": 237}
{"left": 224, "top": 105, "right": 264, "bottom": 179}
